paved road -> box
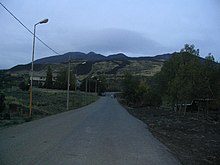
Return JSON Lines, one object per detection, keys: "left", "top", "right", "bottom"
{"left": 0, "top": 96, "right": 180, "bottom": 165}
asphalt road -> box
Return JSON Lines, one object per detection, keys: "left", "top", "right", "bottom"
{"left": 0, "top": 95, "right": 181, "bottom": 165}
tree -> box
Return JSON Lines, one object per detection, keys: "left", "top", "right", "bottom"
{"left": 180, "top": 44, "right": 200, "bottom": 56}
{"left": 154, "top": 53, "right": 182, "bottom": 98}
{"left": 45, "top": 65, "right": 53, "bottom": 89}
{"left": 121, "top": 72, "right": 139, "bottom": 105}
{"left": 19, "top": 81, "right": 29, "bottom": 91}
{"left": 155, "top": 44, "right": 204, "bottom": 106}
{"left": 202, "top": 53, "right": 218, "bottom": 98}
{"left": 54, "top": 68, "right": 75, "bottom": 90}
{"left": 154, "top": 44, "right": 220, "bottom": 111}
{"left": 135, "top": 80, "right": 162, "bottom": 107}
{"left": 121, "top": 73, "right": 162, "bottom": 107}
{"left": 97, "top": 75, "right": 107, "bottom": 94}
{"left": 205, "top": 53, "right": 215, "bottom": 62}
{"left": 133, "top": 80, "right": 148, "bottom": 106}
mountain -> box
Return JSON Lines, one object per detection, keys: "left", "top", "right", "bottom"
{"left": 8, "top": 52, "right": 173, "bottom": 79}
{"left": 34, "top": 52, "right": 105, "bottom": 64}
{"left": 106, "top": 53, "right": 130, "bottom": 61}
{"left": 6, "top": 52, "right": 219, "bottom": 90}
{"left": 136, "top": 53, "right": 172, "bottom": 61}
{"left": 33, "top": 52, "right": 172, "bottom": 65}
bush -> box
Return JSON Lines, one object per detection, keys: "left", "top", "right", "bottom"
{"left": 19, "top": 81, "right": 29, "bottom": 91}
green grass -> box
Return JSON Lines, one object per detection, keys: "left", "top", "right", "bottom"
{"left": 0, "top": 88, "right": 99, "bottom": 127}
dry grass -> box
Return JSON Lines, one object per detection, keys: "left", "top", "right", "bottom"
{"left": 0, "top": 88, "right": 99, "bottom": 127}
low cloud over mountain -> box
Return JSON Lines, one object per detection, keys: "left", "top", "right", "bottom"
{"left": 70, "top": 28, "right": 166, "bottom": 55}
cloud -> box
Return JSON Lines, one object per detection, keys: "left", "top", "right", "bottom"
{"left": 1, "top": 0, "right": 219, "bottom": 69}
{"left": 69, "top": 28, "right": 166, "bottom": 55}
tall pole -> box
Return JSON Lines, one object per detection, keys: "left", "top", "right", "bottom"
{"left": 85, "top": 79, "right": 88, "bottom": 92}
{"left": 95, "top": 79, "right": 97, "bottom": 93}
{"left": 89, "top": 79, "right": 91, "bottom": 93}
{"left": 67, "top": 55, "right": 70, "bottom": 110}
{"left": 29, "top": 24, "right": 37, "bottom": 117}
{"left": 75, "top": 66, "right": 77, "bottom": 91}
{"left": 29, "top": 19, "right": 48, "bottom": 118}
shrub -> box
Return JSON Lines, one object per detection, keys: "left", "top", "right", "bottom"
{"left": 19, "top": 81, "right": 29, "bottom": 91}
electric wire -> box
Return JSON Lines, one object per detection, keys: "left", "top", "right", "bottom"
{"left": 0, "top": 2, "right": 60, "bottom": 55}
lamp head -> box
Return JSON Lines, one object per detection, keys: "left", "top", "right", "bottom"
{"left": 39, "top": 19, "right": 48, "bottom": 24}
{"left": 81, "top": 62, "right": 87, "bottom": 65}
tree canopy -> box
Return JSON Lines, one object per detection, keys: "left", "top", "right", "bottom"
{"left": 155, "top": 44, "right": 220, "bottom": 106}
{"left": 45, "top": 65, "right": 53, "bottom": 89}
{"left": 54, "top": 68, "right": 75, "bottom": 90}
{"left": 121, "top": 44, "right": 220, "bottom": 108}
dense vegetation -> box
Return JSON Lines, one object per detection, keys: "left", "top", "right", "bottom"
{"left": 155, "top": 44, "right": 220, "bottom": 107}
{"left": 0, "top": 88, "right": 98, "bottom": 126}
{"left": 121, "top": 72, "right": 161, "bottom": 107}
{"left": 121, "top": 44, "right": 220, "bottom": 110}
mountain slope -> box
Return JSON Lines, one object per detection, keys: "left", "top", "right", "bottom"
{"left": 7, "top": 52, "right": 173, "bottom": 79}
{"left": 106, "top": 53, "right": 129, "bottom": 61}
{"left": 34, "top": 52, "right": 106, "bottom": 64}
{"left": 33, "top": 52, "right": 172, "bottom": 64}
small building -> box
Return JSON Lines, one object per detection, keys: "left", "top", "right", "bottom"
{"left": 31, "top": 73, "right": 57, "bottom": 86}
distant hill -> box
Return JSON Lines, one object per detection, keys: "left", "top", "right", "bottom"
{"left": 34, "top": 52, "right": 104, "bottom": 64}
{"left": 8, "top": 52, "right": 174, "bottom": 80}
{"left": 33, "top": 52, "right": 172, "bottom": 65}
{"left": 9, "top": 51, "right": 214, "bottom": 74}
{"left": 106, "top": 53, "right": 130, "bottom": 61}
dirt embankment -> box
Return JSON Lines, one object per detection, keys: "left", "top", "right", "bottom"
{"left": 126, "top": 107, "right": 220, "bottom": 165}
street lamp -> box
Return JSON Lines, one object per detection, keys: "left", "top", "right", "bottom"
{"left": 67, "top": 61, "right": 87, "bottom": 110}
{"left": 29, "top": 18, "right": 48, "bottom": 117}
{"left": 75, "top": 61, "right": 87, "bottom": 91}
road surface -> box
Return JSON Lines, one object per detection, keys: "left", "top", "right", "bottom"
{"left": 0, "top": 96, "right": 181, "bottom": 165}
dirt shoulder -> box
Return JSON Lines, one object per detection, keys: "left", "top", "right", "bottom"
{"left": 126, "top": 106, "right": 220, "bottom": 165}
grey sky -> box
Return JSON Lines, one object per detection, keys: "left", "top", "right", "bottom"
{"left": 0, "top": 0, "right": 220, "bottom": 69}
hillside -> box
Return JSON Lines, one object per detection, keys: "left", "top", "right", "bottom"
{"left": 4, "top": 51, "right": 216, "bottom": 92}
{"left": 7, "top": 52, "right": 171, "bottom": 83}
{"left": 32, "top": 52, "right": 172, "bottom": 64}
{"left": 33, "top": 52, "right": 106, "bottom": 64}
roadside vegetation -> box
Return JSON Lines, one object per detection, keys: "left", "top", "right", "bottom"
{"left": 121, "top": 44, "right": 220, "bottom": 110}
{"left": 120, "top": 44, "right": 220, "bottom": 165}
{"left": 0, "top": 61, "right": 108, "bottom": 127}
{"left": 0, "top": 88, "right": 98, "bottom": 127}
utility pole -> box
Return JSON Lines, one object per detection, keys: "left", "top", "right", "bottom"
{"left": 95, "top": 79, "right": 97, "bottom": 93}
{"left": 67, "top": 56, "right": 70, "bottom": 110}
{"left": 85, "top": 79, "right": 88, "bottom": 92}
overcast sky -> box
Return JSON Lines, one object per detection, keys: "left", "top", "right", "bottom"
{"left": 0, "top": 0, "right": 220, "bottom": 69}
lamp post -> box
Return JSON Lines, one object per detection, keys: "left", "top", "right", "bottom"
{"left": 29, "top": 18, "right": 48, "bottom": 117}
{"left": 67, "top": 61, "right": 86, "bottom": 110}
{"left": 75, "top": 61, "right": 87, "bottom": 91}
